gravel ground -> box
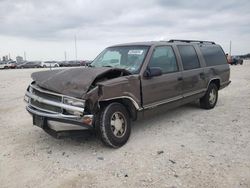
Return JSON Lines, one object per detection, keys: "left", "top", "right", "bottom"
{"left": 0, "top": 61, "right": 250, "bottom": 188}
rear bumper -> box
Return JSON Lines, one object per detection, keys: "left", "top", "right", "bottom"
{"left": 220, "top": 80, "right": 231, "bottom": 89}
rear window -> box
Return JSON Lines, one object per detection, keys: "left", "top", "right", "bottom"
{"left": 178, "top": 45, "right": 200, "bottom": 70}
{"left": 200, "top": 45, "right": 227, "bottom": 66}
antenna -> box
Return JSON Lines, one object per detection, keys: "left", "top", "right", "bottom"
{"left": 229, "top": 40, "right": 232, "bottom": 56}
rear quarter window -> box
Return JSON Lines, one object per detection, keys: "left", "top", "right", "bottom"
{"left": 200, "top": 45, "right": 227, "bottom": 66}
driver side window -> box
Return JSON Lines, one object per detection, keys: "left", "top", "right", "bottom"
{"left": 149, "top": 46, "right": 178, "bottom": 74}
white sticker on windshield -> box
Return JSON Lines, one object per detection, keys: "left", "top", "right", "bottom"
{"left": 128, "top": 50, "right": 144, "bottom": 55}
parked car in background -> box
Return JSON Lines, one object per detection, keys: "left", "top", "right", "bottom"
{"left": 0, "top": 61, "right": 8, "bottom": 69}
{"left": 80, "top": 60, "right": 92, "bottom": 66}
{"left": 0, "top": 61, "right": 16, "bottom": 69}
{"left": 6, "top": 61, "right": 17, "bottom": 69}
{"left": 17, "top": 61, "right": 42, "bottom": 69}
{"left": 24, "top": 39, "right": 230, "bottom": 148}
{"left": 227, "top": 55, "right": 243, "bottom": 65}
{"left": 68, "top": 61, "right": 81, "bottom": 67}
{"left": 58, "top": 61, "right": 70, "bottom": 67}
{"left": 41, "top": 61, "right": 59, "bottom": 68}
{"left": 58, "top": 60, "right": 91, "bottom": 67}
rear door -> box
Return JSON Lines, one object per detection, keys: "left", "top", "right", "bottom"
{"left": 141, "top": 45, "right": 182, "bottom": 108}
{"left": 176, "top": 45, "right": 206, "bottom": 97}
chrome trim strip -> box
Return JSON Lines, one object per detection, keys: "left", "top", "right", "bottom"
{"left": 29, "top": 103, "right": 59, "bottom": 114}
{"left": 183, "top": 89, "right": 206, "bottom": 98}
{"left": 100, "top": 96, "right": 141, "bottom": 110}
{"left": 30, "top": 84, "right": 83, "bottom": 101}
{"left": 25, "top": 91, "right": 84, "bottom": 113}
{"left": 26, "top": 106, "right": 80, "bottom": 119}
{"left": 144, "top": 89, "right": 206, "bottom": 109}
{"left": 30, "top": 84, "right": 63, "bottom": 98}
{"left": 144, "top": 95, "right": 183, "bottom": 109}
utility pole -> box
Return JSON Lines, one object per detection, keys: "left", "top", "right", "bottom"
{"left": 74, "top": 35, "right": 77, "bottom": 63}
{"left": 229, "top": 40, "right": 232, "bottom": 56}
{"left": 24, "top": 51, "right": 26, "bottom": 61}
{"left": 64, "top": 51, "right": 67, "bottom": 62}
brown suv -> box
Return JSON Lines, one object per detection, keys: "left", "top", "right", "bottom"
{"left": 24, "top": 39, "right": 231, "bottom": 148}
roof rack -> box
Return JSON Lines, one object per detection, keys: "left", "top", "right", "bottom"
{"left": 168, "top": 39, "right": 215, "bottom": 45}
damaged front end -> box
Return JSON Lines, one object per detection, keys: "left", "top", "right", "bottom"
{"left": 24, "top": 82, "right": 94, "bottom": 137}
{"left": 24, "top": 67, "right": 140, "bottom": 137}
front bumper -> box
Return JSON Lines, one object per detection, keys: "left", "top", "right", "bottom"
{"left": 25, "top": 84, "right": 94, "bottom": 133}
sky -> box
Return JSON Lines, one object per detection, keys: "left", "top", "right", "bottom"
{"left": 0, "top": 0, "right": 250, "bottom": 61}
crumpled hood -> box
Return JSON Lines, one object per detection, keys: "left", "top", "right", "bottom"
{"left": 31, "top": 67, "right": 130, "bottom": 98}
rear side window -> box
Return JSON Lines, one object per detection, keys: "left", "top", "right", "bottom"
{"left": 200, "top": 45, "right": 227, "bottom": 66}
{"left": 178, "top": 45, "right": 200, "bottom": 70}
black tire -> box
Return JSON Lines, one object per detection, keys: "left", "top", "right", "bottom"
{"left": 200, "top": 83, "right": 218, "bottom": 109}
{"left": 96, "top": 102, "right": 131, "bottom": 148}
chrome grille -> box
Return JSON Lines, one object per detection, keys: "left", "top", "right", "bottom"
{"left": 32, "top": 86, "right": 62, "bottom": 102}
{"left": 25, "top": 83, "right": 85, "bottom": 117}
{"left": 30, "top": 99, "right": 62, "bottom": 113}
{"left": 29, "top": 84, "right": 63, "bottom": 113}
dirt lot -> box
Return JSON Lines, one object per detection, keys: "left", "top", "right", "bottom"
{"left": 0, "top": 61, "right": 250, "bottom": 188}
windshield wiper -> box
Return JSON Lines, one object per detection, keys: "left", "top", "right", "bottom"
{"left": 103, "top": 65, "right": 113, "bottom": 68}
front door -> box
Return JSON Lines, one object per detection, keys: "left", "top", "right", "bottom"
{"left": 141, "top": 46, "right": 182, "bottom": 108}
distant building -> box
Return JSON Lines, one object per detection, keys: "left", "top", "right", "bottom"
{"left": 16, "top": 56, "right": 24, "bottom": 63}
{"left": 2, "top": 55, "right": 8, "bottom": 62}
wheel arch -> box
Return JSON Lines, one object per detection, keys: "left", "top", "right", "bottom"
{"left": 207, "top": 78, "right": 221, "bottom": 90}
{"left": 98, "top": 97, "right": 140, "bottom": 121}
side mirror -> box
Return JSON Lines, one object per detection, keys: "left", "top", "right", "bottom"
{"left": 144, "top": 67, "right": 162, "bottom": 78}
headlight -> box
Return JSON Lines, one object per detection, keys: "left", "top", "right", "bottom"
{"left": 24, "top": 95, "right": 29, "bottom": 103}
{"left": 29, "top": 86, "right": 33, "bottom": 93}
{"left": 63, "top": 97, "right": 85, "bottom": 108}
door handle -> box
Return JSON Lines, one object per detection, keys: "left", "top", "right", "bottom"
{"left": 177, "top": 77, "right": 183, "bottom": 81}
{"left": 199, "top": 72, "right": 205, "bottom": 79}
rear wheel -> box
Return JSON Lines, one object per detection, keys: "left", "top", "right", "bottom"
{"left": 96, "top": 102, "right": 131, "bottom": 148}
{"left": 200, "top": 83, "right": 218, "bottom": 109}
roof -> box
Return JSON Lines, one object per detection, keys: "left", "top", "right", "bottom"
{"left": 110, "top": 39, "right": 216, "bottom": 47}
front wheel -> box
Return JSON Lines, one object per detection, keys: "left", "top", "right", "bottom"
{"left": 200, "top": 83, "right": 218, "bottom": 109}
{"left": 96, "top": 102, "right": 131, "bottom": 148}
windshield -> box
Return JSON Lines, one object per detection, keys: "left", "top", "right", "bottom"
{"left": 91, "top": 46, "right": 149, "bottom": 73}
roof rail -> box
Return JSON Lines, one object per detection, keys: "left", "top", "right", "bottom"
{"left": 168, "top": 39, "right": 215, "bottom": 45}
